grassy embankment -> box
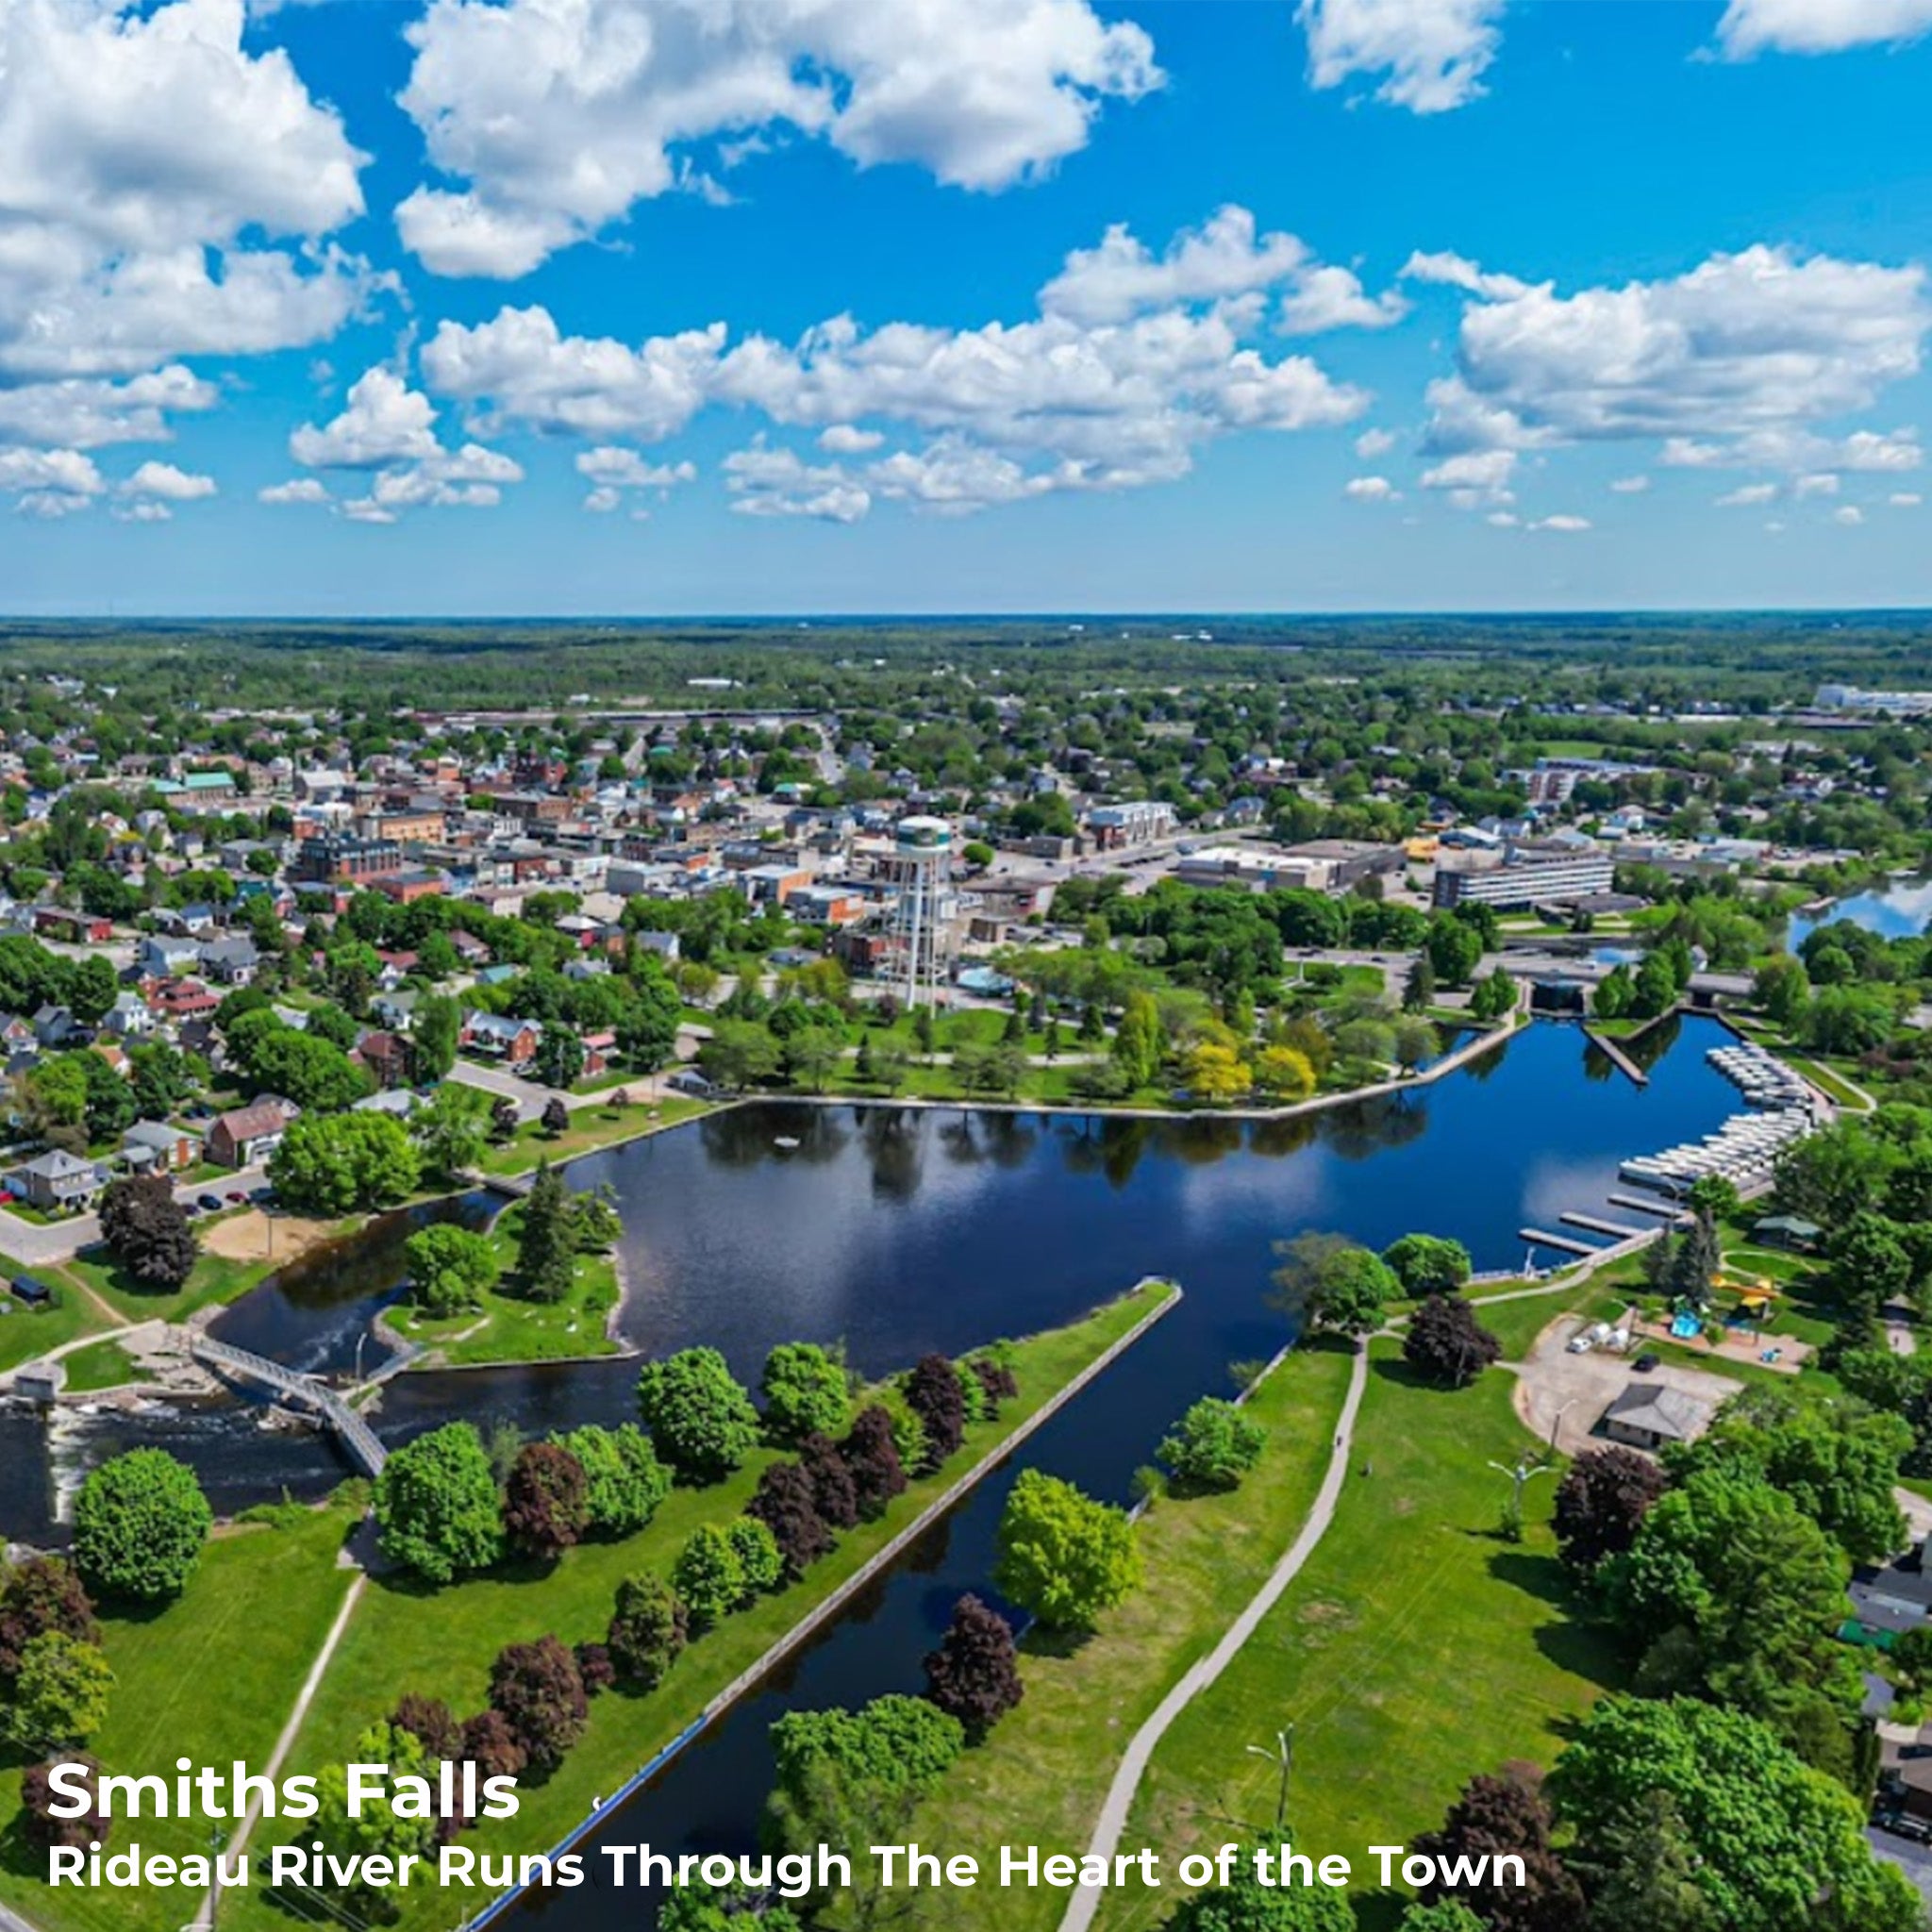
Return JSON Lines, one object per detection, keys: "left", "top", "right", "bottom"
{"left": 0, "top": 1503, "right": 364, "bottom": 1932}
{"left": 1095, "top": 1343, "right": 1624, "bottom": 1932}
{"left": 896, "top": 1341, "right": 1357, "bottom": 1932}
{"left": 205, "top": 1279, "right": 1175, "bottom": 1932}
{"left": 471, "top": 1091, "right": 715, "bottom": 1179}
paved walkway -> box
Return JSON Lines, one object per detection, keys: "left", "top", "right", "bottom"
{"left": 1058, "top": 1341, "right": 1371, "bottom": 1932}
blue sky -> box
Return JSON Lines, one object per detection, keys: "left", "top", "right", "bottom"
{"left": 5, "top": 0, "right": 1932, "bottom": 615}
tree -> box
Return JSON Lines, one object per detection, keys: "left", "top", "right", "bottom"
{"left": 405, "top": 1222, "right": 500, "bottom": 1316}
{"left": 840, "top": 1406, "right": 908, "bottom": 1521}
{"left": 1382, "top": 1232, "right": 1473, "bottom": 1297}
{"left": 1553, "top": 1447, "right": 1669, "bottom": 1575}
{"left": 1251, "top": 1044, "right": 1316, "bottom": 1104}
{"left": 1397, "top": 1908, "right": 1486, "bottom": 1932}
{"left": 534, "top": 1024, "right": 585, "bottom": 1090}
{"left": 1, "top": 1632, "right": 114, "bottom": 1751}
{"left": 458, "top": 1708, "right": 527, "bottom": 1789}
{"left": 923, "top": 1594, "right": 1023, "bottom": 1740}
{"left": 1111, "top": 991, "right": 1164, "bottom": 1091}
{"left": 517, "top": 1160, "right": 579, "bottom": 1303}
{"left": 1548, "top": 1696, "right": 1920, "bottom": 1932}
{"left": 701, "top": 1020, "right": 782, "bottom": 1090}
{"left": 1565, "top": 1790, "right": 1714, "bottom": 1932}
{"left": 374, "top": 1422, "right": 506, "bottom": 1584}
{"left": 607, "top": 1574, "right": 688, "bottom": 1689}
{"left": 1410, "top": 1770, "right": 1583, "bottom": 1932}
{"left": 617, "top": 961, "right": 683, "bottom": 1071}
{"left": 993, "top": 1469, "right": 1141, "bottom": 1632}
{"left": 1402, "top": 1294, "right": 1501, "bottom": 1388}
{"left": 747, "top": 1461, "right": 834, "bottom": 1579}
{"left": 902, "top": 1353, "right": 966, "bottom": 1472}
{"left": 760, "top": 1342, "right": 851, "bottom": 1445}
{"left": 409, "top": 1083, "right": 490, "bottom": 1183}
{"left": 798, "top": 1430, "right": 860, "bottom": 1530}
{"left": 488, "top": 1636, "right": 588, "bottom": 1775}
{"left": 96, "top": 1174, "right": 197, "bottom": 1290}
{"left": 1469, "top": 968, "right": 1519, "bottom": 1023}
{"left": 411, "top": 993, "right": 462, "bottom": 1081}
{"left": 1685, "top": 1173, "right": 1740, "bottom": 1224}
{"left": 490, "top": 1095, "right": 521, "bottom": 1144}
{"left": 1185, "top": 1038, "right": 1253, "bottom": 1106}
{"left": 1753, "top": 954, "right": 1810, "bottom": 1031}
{"left": 1158, "top": 1397, "right": 1267, "bottom": 1491}
{"left": 127, "top": 1042, "right": 197, "bottom": 1122}
{"left": 1270, "top": 1233, "right": 1395, "bottom": 1338}
{"left": 72, "top": 1450, "right": 211, "bottom": 1603}
{"left": 269, "top": 1111, "right": 421, "bottom": 1215}
{"left": 659, "top": 1881, "right": 802, "bottom": 1932}
{"left": 388, "top": 1693, "right": 462, "bottom": 1761}
{"left": 20, "top": 1757, "right": 107, "bottom": 1854}
{"left": 1828, "top": 1209, "right": 1914, "bottom": 1317}
{"left": 20, "top": 1056, "right": 87, "bottom": 1151}
{"left": 1403, "top": 954, "right": 1438, "bottom": 1013}
{"left": 0, "top": 1556, "right": 97, "bottom": 1684}
{"left": 638, "top": 1346, "right": 761, "bottom": 1481}
{"left": 551, "top": 1424, "right": 670, "bottom": 1537}
{"left": 1604, "top": 1467, "right": 1853, "bottom": 1756}
{"left": 1669, "top": 1208, "right": 1722, "bottom": 1305}
{"left": 1424, "top": 916, "right": 1484, "bottom": 987}
{"left": 541, "top": 1094, "right": 570, "bottom": 1137}
{"left": 1669, "top": 1384, "right": 1909, "bottom": 1564}
{"left": 728, "top": 1516, "right": 783, "bottom": 1597}
{"left": 502, "top": 1441, "right": 591, "bottom": 1562}
{"left": 672, "top": 1524, "right": 746, "bottom": 1630}
{"left": 75, "top": 1053, "right": 135, "bottom": 1141}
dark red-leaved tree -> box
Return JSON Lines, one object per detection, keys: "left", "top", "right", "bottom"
{"left": 746, "top": 1461, "right": 834, "bottom": 1580}
{"left": 0, "top": 1556, "right": 99, "bottom": 1683}
{"left": 488, "top": 1635, "right": 589, "bottom": 1776}
{"left": 970, "top": 1355, "right": 1019, "bottom": 1415}
{"left": 389, "top": 1693, "right": 462, "bottom": 1761}
{"left": 21, "top": 1757, "right": 107, "bottom": 1852}
{"left": 574, "top": 1641, "right": 615, "bottom": 1695}
{"left": 902, "top": 1355, "right": 965, "bottom": 1472}
{"left": 1410, "top": 1768, "right": 1584, "bottom": 1932}
{"left": 841, "top": 1406, "right": 908, "bottom": 1522}
{"left": 459, "top": 1708, "right": 526, "bottom": 1783}
{"left": 502, "top": 1442, "right": 591, "bottom": 1563}
{"left": 1402, "top": 1294, "right": 1503, "bottom": 1388}
{"left": 923, "top": 1595, "right": 1023, "bottom": 1740}
{"left": 1553, "top": 1447, "right": 1671, "bottom": 1576}
{"left": 798, "top": 1431, "right": 859, "bottom": 1531}
{"left": 98, "top": 1174, "right": 198, "bottom": 1291}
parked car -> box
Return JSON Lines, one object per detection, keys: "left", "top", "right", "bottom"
{"left": 1632, "top": 1352, "right": 1660, "bottom": 1373}
{"left": 197, "top": 1193, "right": 225, "bottom": 1213}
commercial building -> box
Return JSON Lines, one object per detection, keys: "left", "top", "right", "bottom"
{"left": 1433, "top": 853, "right": 1616, "bottom": 911}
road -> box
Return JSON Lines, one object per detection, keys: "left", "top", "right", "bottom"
{"left": 1058, "top": 1342, "right": 1371, "bottom": 1932}
{"left": 0, "top": 1160, "right": 270, "bottom": 1268}
{"left": 448, "top": 1058, "right": 677, "bottom": 1122}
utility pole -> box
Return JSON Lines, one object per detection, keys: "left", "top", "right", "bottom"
{"left": 1245, "top": 1724, "right": 1295, "bottom": 1836}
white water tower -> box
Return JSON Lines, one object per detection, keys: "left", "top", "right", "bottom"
{"left": 889, "top": 815, "right": 954, "bottom": 1007}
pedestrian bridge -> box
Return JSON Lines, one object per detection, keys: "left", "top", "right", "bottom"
{"left": 187, "top": 1334, "right": 388, "bottom": 1476}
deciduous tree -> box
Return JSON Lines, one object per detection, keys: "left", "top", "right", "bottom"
{"left": 993, "top": 1470, "right": 1141, "bottom": 1632}
{"left": 922, "top": 1595, "right": 1022, "bottom": 1739}
{"left": 72, "top": 1450, "right": 211, "bottom": 1603}
{"left": 637, "top": 1347, "right": 761, "bottom": 1481}
{"left": 374, "top": 1423, "right": 506, "bottom": 1584}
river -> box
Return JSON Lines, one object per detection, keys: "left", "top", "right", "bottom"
{"left": 1787, "top": 874, "right": 1932, "bottom": 951}
{"left": 0, "top": 1016, "right": 1748, "bottom": 1924}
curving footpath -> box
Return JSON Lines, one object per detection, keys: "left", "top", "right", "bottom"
{"left": 1058, "top": 1341, "right": 1372, "bottom": 1932}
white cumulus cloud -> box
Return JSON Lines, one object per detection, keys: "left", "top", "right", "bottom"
{"left": 1717, "top": 0, "right": 1932, "bottom": 56}
{"left": 396, "top": 0, "right": 1163, "bottom": 276}
{"left": 123, "top": 459, "right": 215, "bottom": 501}
{"left": 1298, "top": 0, "right": 1507, "bottom": 112}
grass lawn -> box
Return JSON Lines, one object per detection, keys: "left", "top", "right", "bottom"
{"left": 58, "top": 1336, "right": 154, "bottom": 1392}
{"left": 388, "top": 1204, "right": 623, "bottom": 1367}
{"left": 0, "top": 1292, "right": 101, "bottom": 1374}
{"left": 0, "top": 1502, "right": 363, "bottom": 1932}
{"left": 896, "top": 1342, "right": 1358, "bottom": 1932}
{"left": 1096, "top": 1347, "right": 1624, "bottom": 1932}
{"left": 216, "top": 1280, "right": 1175, "bottom": 1932}
{"left": 58, "top": 1240, "right": 304, "bottom": 1328}
{"left": 474, "top": 1094, "right": 713, "bottom": 1179}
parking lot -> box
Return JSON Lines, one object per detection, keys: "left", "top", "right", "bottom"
{"left": 1512, "top": 1308, "right": 1744, "bottom": 1457}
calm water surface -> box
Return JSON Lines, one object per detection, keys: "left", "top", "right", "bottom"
{"left": 0, "top": 1018, "right": 1748, "bottom": 1926}
{"left": 1788, "top": 874, "right": 1932, "bottom": 951}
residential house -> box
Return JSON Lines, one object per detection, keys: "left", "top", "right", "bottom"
{"left": 10, "top": 1149, "right": 104, "bottom": 1212}
{"left": 371, "top": 991, "right": 419, "bottom": 1033}
{"left": 462, "top": 1011, "right": 541, "bottom": 1064}
{"left": 208, "top": 1097, "right": 299, "bottom": 1169}
{"left": 30, "top": 1006, "right": 75, "bottom": 1048}
{"left": 102, "top": 991, "right": 155, "bottom": 1040}
{"left": 582, "top": 1030, "right": 617, "bottom": 1078}
{"left": 0, "top": 1013, "right": 36, "bottom": 1055}
{"left": 137, "top": 933, "right": 203, "bottom": 979}
{"left": 197, "top": 937, "right": 259, "bottom": 986}
{"left": 151, "top": 979, "right": 221, "bottom": 1023}
{"left": 353, "top": 1029, "right": 412, "bottom": 1091}
{"left": 120, "top": 1120, "right": 199, "bottom": 1174}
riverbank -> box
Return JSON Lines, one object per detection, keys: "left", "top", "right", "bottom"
{"left": 893, "top": 1340, "right": 1357, "bottom": 1932}
{"left": 193, "top": 1280, "right": 1178, "bottom": 1932}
